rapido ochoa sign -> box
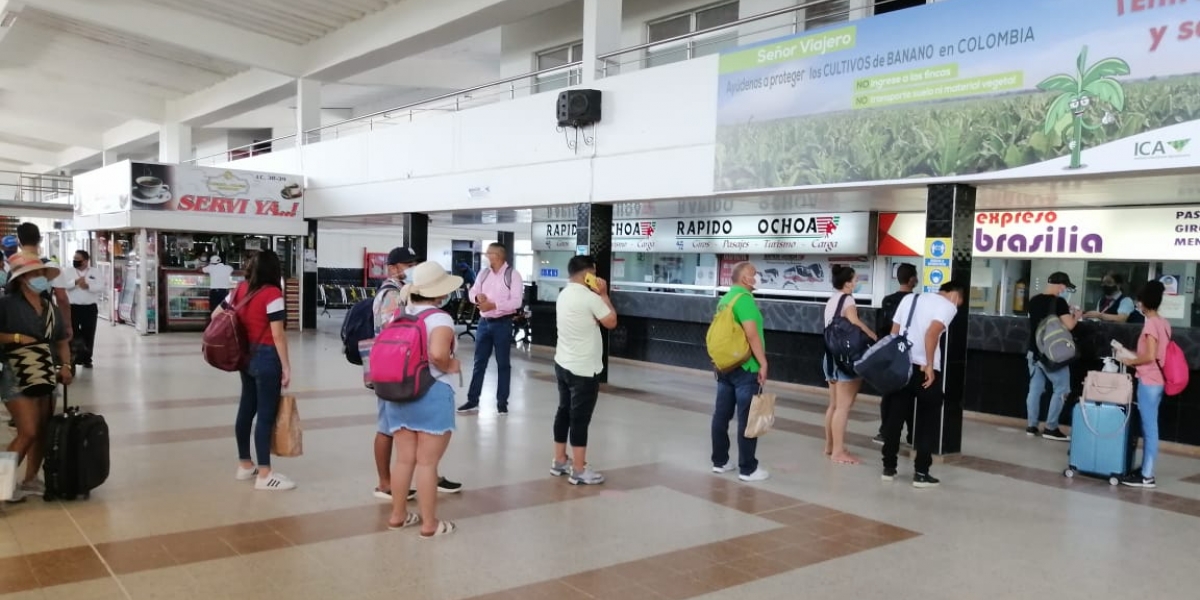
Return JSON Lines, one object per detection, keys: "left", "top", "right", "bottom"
{"left": 531, "top": 213, "right": 869, "bottom": 255}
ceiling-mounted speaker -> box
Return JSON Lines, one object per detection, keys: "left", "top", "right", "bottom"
{"left": 556, "top": 89, "right": 602, "bottom": 128}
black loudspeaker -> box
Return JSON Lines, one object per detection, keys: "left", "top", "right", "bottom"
{"left": 556, "top": 89, "right": 602, "bottom": 127}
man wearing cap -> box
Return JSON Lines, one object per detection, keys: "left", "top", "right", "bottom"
{"left": 61, "top": 250, "right": 102, "bottom": 369}
{"left": 371, "top": 248, "right": 461, "bottom": 501}
{"left": 202, "top": 255, "right": 235, "bottom": 313}
{"left": 1024, "top": 272, "right": 1080, "bottom": 442}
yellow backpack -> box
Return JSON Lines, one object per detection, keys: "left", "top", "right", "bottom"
{"left": 706, "top": 292, "right": 751, "bottom": 372}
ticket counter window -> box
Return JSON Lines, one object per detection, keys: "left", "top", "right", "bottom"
{"left": 610, "top": 252, "right": 717, "bottom": 295}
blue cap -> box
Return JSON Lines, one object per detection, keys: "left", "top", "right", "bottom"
{"left": 1, "top": 235, "right": 16, "bottom": 249}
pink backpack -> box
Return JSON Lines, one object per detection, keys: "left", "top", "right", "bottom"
{"left": 1158, "top": 334, "right": 1190, "bottom": 396}
{"left": 368, "top": 311, "right": 440, "bottom": 402}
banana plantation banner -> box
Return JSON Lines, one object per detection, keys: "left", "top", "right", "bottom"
{"left": 715, "top": 0, "right": 1200, "bottom": 190}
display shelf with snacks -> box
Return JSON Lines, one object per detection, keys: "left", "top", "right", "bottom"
{"left": 161, "top": 269, "right": 244, "bottom": 331}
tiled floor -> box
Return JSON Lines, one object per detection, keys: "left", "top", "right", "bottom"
{"left": 2, "top": 321, "right": 1200, "bottom": 599}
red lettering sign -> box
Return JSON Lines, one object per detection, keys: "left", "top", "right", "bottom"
{"left": 175, "top": 195, "right": 299, "bottom": 218}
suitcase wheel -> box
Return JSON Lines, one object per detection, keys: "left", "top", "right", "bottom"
{"left": 1063, "top": 468, "right": 1076, "bottom": 478}
{"left": 1109, "top": 476, "right": 1120, "bottom": 486}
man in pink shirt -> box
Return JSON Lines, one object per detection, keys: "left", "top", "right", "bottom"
{"left": 458, "top": 243, "right": 525, "bottom": 415}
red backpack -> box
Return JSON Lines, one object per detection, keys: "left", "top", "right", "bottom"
{"left": 202, "top": 287, "right": 259, "bottom": 372}
{"left": 369, "top": 310, "right": 441, "bottom": 402}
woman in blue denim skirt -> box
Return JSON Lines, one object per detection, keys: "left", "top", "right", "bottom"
{"left": 383, "top": 262, "right": 462, "bottom": 538}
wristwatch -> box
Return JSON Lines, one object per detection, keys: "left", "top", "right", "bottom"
{"left": 13, "top": 333, "right": 20, "bottom": 344}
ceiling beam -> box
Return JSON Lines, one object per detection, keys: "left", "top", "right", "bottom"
{"left": 0, "top": 114, "right": 99, "bottom": 148}
{"left": 0, "top": 141, "right": 59, "bottom": 166}
{"left": 16, "top": 0, "right": 304, "bottom": 75}
{"left": 303, "top": 0, "right": 572, "bottom": 81}
{"left": 170, "top": 69, "right": 296, "bottom": 126}
{"left": 0, "top": 69, "right": 166, "bottom": 121}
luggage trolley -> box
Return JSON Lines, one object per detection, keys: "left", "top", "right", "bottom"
{"left": 1063, "top": 356, "right": 1136, "bottom": 485}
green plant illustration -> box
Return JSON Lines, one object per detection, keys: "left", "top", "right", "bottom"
{"left": 714, "top": 77, "right": 1200, "bottom": 189}
{"left": 1035, "top": 45, "right": 1130, "bottom": 169}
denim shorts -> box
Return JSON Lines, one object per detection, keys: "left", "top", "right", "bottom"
{"left": 377, "top": 381, "right": 456, "bottom": 436}
{"left": 822, "top": 354, "right": 859, "bottom": 383}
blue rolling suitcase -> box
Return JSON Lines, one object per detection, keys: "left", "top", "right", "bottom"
{"left": 1064, "top": 401, "right": 1133, "bottom": 485}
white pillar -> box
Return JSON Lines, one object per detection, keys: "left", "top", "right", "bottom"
{"left": 739, "top": 0, "right": 798, "bottom": 45}
{"left": 296, "top": 78, "right": 321, "bottom": 145}
{"left": 101, "top": 149, "right": 119, "bottom": 166}
{"left": 581, "top": 0, "right": 622, "bottom": 83}
{"left": 158, "top": 122, "right": 192, "bottom": 164}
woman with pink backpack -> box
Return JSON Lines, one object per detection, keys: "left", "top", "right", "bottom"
{"left": 376, "top": 262, "right": 462, "bottom": 538}
{"left": 1118, "top": 280, "right": 1185, "bottom": 489}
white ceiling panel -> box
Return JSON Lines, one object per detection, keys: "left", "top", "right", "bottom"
{"left": 142, "top": 0, "right": 411, "bottom": 45}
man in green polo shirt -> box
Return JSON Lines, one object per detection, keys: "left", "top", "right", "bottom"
{"left": 710, "top": 262, "right": 770, "bottom": 483}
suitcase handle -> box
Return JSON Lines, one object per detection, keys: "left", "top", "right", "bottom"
{"left": 1078, "top": 399, "right": 1132, "bottom": 439}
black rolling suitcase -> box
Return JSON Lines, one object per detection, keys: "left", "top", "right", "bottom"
{"left": 43, "top": 384, "right": 110, "bottom": 501}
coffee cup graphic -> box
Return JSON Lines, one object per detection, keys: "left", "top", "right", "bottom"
{"left": 133, "top": 176, "right": 171, "bottom": 204}
{"left": 281, "top": 183, "right": 302, "bottom": 199}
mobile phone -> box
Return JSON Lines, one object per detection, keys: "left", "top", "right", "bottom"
{"left": 584, "top": 273, "right": 599, "bottom": 290}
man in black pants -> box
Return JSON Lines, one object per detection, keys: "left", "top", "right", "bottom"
{"left": 873, "top": 263, "right": 917, "bottom": 445}
{"left": 550, "top": 255, "right": 617, "bottom": 485}
{"left": 64, "top": 250, "right": 102, "bottom": 369}
{"left": 880, "top": 280, "right": 965, "bottom": 488}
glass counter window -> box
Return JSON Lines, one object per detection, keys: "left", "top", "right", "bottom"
{"left": 611, "top": 252, "right": 717, "bottom": 296}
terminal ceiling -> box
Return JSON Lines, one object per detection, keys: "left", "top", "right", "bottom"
{"left": 0, "top": 0, "right": 570, "bottom": 172}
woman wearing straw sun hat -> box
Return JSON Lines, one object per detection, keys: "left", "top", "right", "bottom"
{"left": 383, "top": 262, "right": 463, "bottom": 538}
{"left": 0, "top": 252, "right": 72, "bottom": 499}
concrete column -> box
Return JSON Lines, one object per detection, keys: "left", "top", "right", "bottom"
{"left": 402, "top": 213, "right": 430, "bottom": 260}
{"left": 101, "top": 149, "right": 119, "bottom": 166}
{"left": 581, "top": 0, "right": 622, "bottom": 83}
{"left": 922, "top": 183, "right": 976, "bottom": 456}
{"left": 158, "top": 122, "right": 192, "bottom": 164}
{"left": 575, "top": 202, "right": 613, "bottom": 382}
{"left": 302, "top": 219, "right": 318, "bottom": 330}
{"left": 738, "top": 0, "right": 798, "bottom": 45}
{"left": 296, "top": 78, "right": 321, "bottom": 145}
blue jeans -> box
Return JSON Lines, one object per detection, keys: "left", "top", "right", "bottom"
{"left": 236, "top": 344, "right": 283, "bottom": 467}
{"left": 1025, "top": 351, "right": 1070, "bottom": 430}
{"left": 711, "top": 368, "right": 760, "bottom": 476}
{"left": 467, "top": 316, "right": 513, "bottom": 409}
{"left": 1136, "top": 381, "right": 1164, "bottom": 478}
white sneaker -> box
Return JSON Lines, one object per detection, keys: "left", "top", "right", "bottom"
{"left": 235, "top": 466, "right": 258, "bottom": 481}
{"left": 255, "top": 472, "right": 297, "bottom": 491}
{"left": 712, "top": 463, "right": 736, "bottom": 474}
{"left": 738, "top": 468, "right": 770, "bottom": 482}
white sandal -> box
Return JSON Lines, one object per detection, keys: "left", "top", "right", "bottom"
{"left": 419, "top": 520, "right": 457, "bottom": 539}
{"left": 387, "top": 512, "right": 421, "bottom": 530}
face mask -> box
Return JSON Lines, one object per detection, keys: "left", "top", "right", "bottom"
{"left": 1059, "top": 288, "right": 1073, "bottom": 299}
{"left": 27, "top": 276, "right": 50, "bottom": 293}
{"left": 1101, "top": 285, "right": 1117, "bottom": 295}
{"left": 73, "top": 261, "right": 84, "bottom": 269}
{"left": 438, "top": 296, "right": 452, "bottom": 308}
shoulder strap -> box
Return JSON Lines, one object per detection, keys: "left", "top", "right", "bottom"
{"left": 903, "top": 294, "right": 921, "bottom": 331}
{"left": 834, "top": 293, "right": 850, "bottom": 316}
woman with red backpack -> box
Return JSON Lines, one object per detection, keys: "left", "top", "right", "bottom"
{"left": 214, "top": 250, "right": 295, "bottom": 491}
{"left": 1118, "top": 280, "right": 1170, "bottom": 489}
{"left": 381, "top": 262, "right": 462, "bottom": 538}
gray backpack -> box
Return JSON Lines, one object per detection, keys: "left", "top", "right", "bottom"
{"left": 1035, "top": 315, "right": 1077, "bottom": 371}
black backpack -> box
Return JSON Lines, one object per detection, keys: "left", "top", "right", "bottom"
{"left": 341, "top": 281, "right": 399, "bottom": 365}
{"left": 824, "top": 294, "right": 871, "bottom": 376}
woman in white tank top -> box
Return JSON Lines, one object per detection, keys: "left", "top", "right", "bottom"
{"left": 823, "top": 266, "right": 877, "bottom": 465}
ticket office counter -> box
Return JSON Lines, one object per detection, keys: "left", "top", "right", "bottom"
{"left": 533, "top": 223, "right": 1200, "bottom": 448}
